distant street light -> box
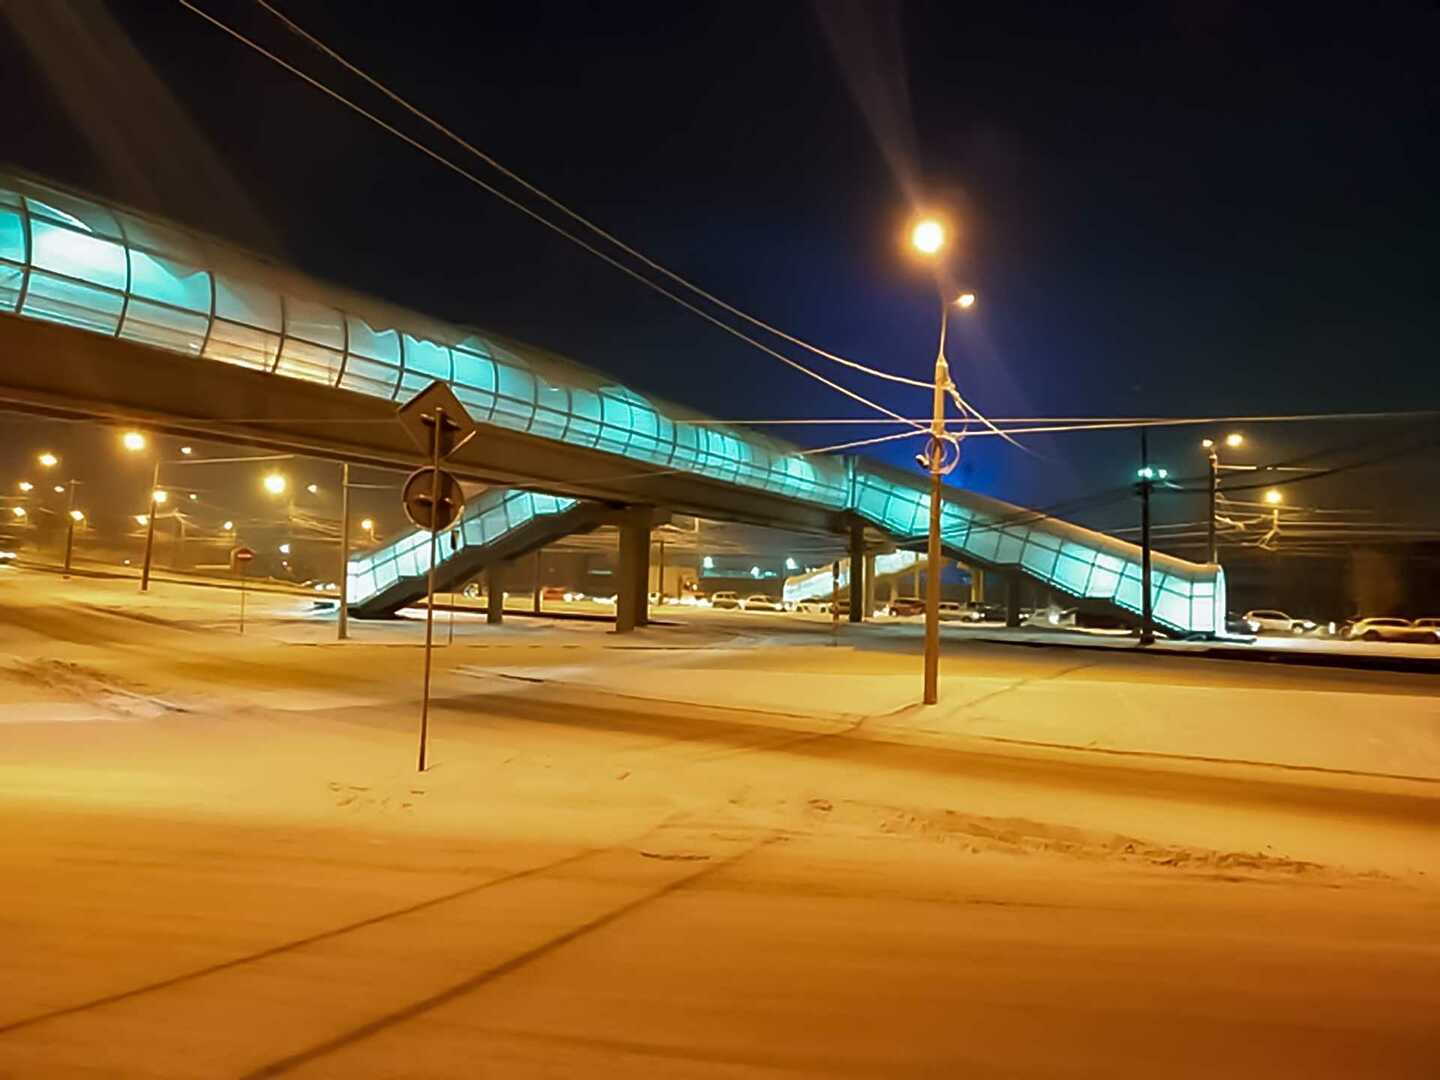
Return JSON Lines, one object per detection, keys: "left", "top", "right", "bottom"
{"left": 1264, "top": 488, "right": 1284, "bottom": 505}
{"left": 122, "top": 431, "right": 147, "bottom": 452}
{"left": 1200, "top": 431, "right": 1247, "bottom": 563}
{"left": 68, "top": 509, "right": 84, "bottom": 522}
{"left": 188, "top": 493, "right": 199, "bottom": 501}
{"left": 52, "top": 485, "right": 65, "bottom": 494}
{"left": 152, "top": 489, "right": 169, "bottom": 505}
{"left": 278, "top": 542, "right": 292, "bottom": 555}
{"left": 37, "top": 452, "right": 58, "bottom": 468}
{"left": 11, "top": 506, "right": 26, "bottom": 519}
{"left": 956, "top": 292, "right": 976, "bottom": 309}
{"left": 263, "top": 473, "right": 288, "bottom": 496}
{"left": 222, "top": 520, "right": 234, "bottom": 532}
{"left": 179, "top": 446, "right": 193, "bottom": 456}
{"left": 306, "top": 483, "right": 319, "bottom": 495}
{"left": 17, "top": 481, "right": 33, "bottom": 493}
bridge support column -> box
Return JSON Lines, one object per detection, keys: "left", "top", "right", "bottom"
{"left": 864, "top": 553, "right": 877, "bottom": 618}
{"left": 486, "top": 563, "right": 506, "bottom": 625}
{"left": 616, "top": 508, "right": 652, "bottom": 633}
{"left": 969, "top": 565, "right": 985, "bottom": 604}
{"left": 1005, "top": 575, "right": 1023, "bottom": 628}
{"left": 848, "top": 520, "right": 866, "bottom": 623}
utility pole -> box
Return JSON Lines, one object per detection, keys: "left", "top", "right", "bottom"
{"left": 922, "top": 304, "right": 953, "bottom": 705}
{"left": 1139, "top": 430, "right": 1155, "bottom": 647}
{"left": 140, "top": 459, "right": 160, "bottom": 592}
{"left": 62, "top": 479, "right": 79, "bottom": 578}
{"left": 1206, "top": 445, "right": 1219, "bottom": 564}
{"left": 338, "top": 462, "right": 350, "bottom": 640}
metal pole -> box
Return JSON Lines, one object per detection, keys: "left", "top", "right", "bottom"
{"left": 62, "top": 480, "right": 76, "bottom": 578}
{"left": 831, "top": 558, "right": 840, "bottom": 644}
{"left": 923, "top": 300, "right": 950, "bottom": 706}
{"left": 1206, "top": 449, "right": 1218, "bottom": 564}
{"left": 1139, "top": 429, "right": 1155, "bottom": 647}
{"left": 338, "top": 462, "right": 350, "bottom": 640}
{"left": 140, "top": 460, "right": 160, "bottom": 592}
{"left": 238, "top": 561, "right": 246, "bottom": 635}
{"left": 657, "top": 540, "right": 666, "bottom": 604}
{"left": 418, "top": 407, "right": 444, "bottom": 773}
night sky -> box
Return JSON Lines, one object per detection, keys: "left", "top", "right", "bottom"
{"left": 2, "top": 0, "right": 1437, "bottom": 531}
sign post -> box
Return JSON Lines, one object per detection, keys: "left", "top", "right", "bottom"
{"left": 831, "top": 559, "right": 840, "bottom": 644}
{"left": 231, "top": 546, "right": 256, "bottom": 634}
{"left": 397, "top": 382, "right": 476, "bottom": 773}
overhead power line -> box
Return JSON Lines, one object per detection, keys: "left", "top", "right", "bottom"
{"left": 251, "top": 0, "right": 935, "bottom": 391}
{"left": 177, "top": 0, "right": 926, "bottom": 434}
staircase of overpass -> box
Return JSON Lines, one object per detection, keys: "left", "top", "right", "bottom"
{"left": 0, "top": 168, "right": 1226, "bottom": 636}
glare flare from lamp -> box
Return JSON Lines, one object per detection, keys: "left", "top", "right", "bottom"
{"left": 263, "top": 473, "right": 288, "bottom": 496}
{"left": 910, "top": 219, "right": 945, "bottom": 256}
{"left": 121, "top": 431, "right": 147, "bottom": 452}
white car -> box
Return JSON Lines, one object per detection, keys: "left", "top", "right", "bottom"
{"left": 742, "top": 594, "right": 786, "bottom": 612}
{"left": 1414, "top": 618, "right": 1440, "bottom": 641}
{"left": 1242, "top": 609, "right": 1307, "bottom": 634}
{"left": 710, "top": 591, "right": 741, "bottom": 610}
{"left": 1346, "top": 617, "right": 1439, "bottom": 644}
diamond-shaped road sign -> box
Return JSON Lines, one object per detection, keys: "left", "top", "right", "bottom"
{"left": 397, "top": 381, "right": 477, "bottom": 461}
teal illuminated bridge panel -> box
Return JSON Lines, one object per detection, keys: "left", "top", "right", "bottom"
{"left": 0, "top": 171, "right": 1225, "bottom": 635}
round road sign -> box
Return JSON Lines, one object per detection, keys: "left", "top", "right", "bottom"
{"left": 401, "top": 467, "right": 465, "bottom": 531}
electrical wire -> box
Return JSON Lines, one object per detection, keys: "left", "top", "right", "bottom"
{"left": 177, "top": 0, "right": 926, "bottom": 433}
{"left": 251, "top": 0, "right": 935, "bottom": 391}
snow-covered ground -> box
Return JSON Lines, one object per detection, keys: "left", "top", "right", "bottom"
{"left": 1, "top": 566, "right": 1437, "bottom": 1077}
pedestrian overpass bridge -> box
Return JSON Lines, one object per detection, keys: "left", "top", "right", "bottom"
{"left": 0, "top": 169, "right": 1225, "bottom": 635}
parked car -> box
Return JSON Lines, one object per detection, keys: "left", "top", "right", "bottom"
{"left": 1346, "top": 617, "right": 1439, "bottom": 644}
{"left": 887, "top": 596, "right": 926, "bottom": 616}
{"left": 710, "top": 591, "right": 741, "bottom": 610}
{"left": 794, "top": 598, "right": 831, "bottom": 614}
{"left": 1242, "top": 609, "right": 1310, "bottom": 634}
{"left": 742, "top": 593, "right": 786, "bottom": 612}
{"left": 541, "top": 585, "right": 569, "bottom": 601}
{"left": 1413, "top": 618, "right": 1440, "bottom": 642}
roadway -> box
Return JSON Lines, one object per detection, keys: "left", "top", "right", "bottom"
{"left": 1, "top": 570, "right": 1437, "bottom": 1077}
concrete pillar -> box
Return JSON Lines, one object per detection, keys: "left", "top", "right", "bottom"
{"left": 1005, "top": 575, "right": 1023, "bottom": 628}
{"left": 969, "top": 565, "right": 985, "bottom": 604}
{"left": 532, "top": 549, "right": 542, "bottom": 614}
{"left": 486, "top": 562, "right": 505, "bottom": 625}
{"left": 848, "top": 519, "right": 865, "bottom": 623}
{"left": 864, "top": 553, "right": 877, "bottom": 619}
{"left": 616, "top": 508, "right": 652, "bottom": 633}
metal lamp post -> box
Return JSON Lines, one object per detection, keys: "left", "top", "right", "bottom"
{"left": 909, "top": 215, "right": 974, "bottom": 706}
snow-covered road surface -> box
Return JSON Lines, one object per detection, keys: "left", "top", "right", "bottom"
{"left": 1, "top": 570, "right": 1437, "bottom": 1077}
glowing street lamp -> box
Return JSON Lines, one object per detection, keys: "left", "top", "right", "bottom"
{"left": 135, "top": 514, "right": 149, "bottom": 526}
{"left": 17, "top": 481, "right": 33, "bottom": 493}
{"left": 1225, "top": 432, "right": 1244, "bottom": 448}
{"left": 152, "top": 489, "right": 169, "bottom": 505}
{"left": 305, "top": 483, "right": 319, "bottom": 495}
{"left": 37, "top": 452, "right": 58, "bottom": 468}
{"left": 1264, "top": 488, "right": 1284, "bottom": 505}
{"left": 907, "top": 207, "right": 978, "bottom": 705}
{"left": 122, "top": 431, "right": 147, "bottom": 452}
{"left": 11, "top": 506, "right": 26, "bottom": 519}
{"left": 263, "top": 473, "right": 288, "bottom": 496}
{"left": 68, "top": 509, "right": 85, "bottom": 522}
{"left": 910, "top": 218, "right": 946, "bottom": 256}
{"left": 52, "top": 485, "right": 66, "bottom": 494}
{"left": 222, "top": 520, "right": 234, "bottom": 532}
{"left": 179, "top": 446, "right": 193, "bottom": 456}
